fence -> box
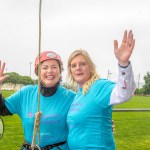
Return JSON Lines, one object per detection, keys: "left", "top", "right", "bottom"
{"left": 113, "top": 108, "right": 150, "bottom": 112}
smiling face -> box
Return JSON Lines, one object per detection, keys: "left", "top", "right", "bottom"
{"left": 40, "top": 59, "right": 61, "bottom": 87}
{"left": 70, "top": 54, "right": 92, "bottom": 87}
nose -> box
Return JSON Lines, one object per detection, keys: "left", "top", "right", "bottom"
{"left": 76, "top": 64, "right": 81, "bottom": 70}
{"left": 47, "top": 67, "right": 53, "bottom": 73}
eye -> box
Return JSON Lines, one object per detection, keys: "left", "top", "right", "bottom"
{"left": 41, "top": 66, "right": 48, "bottom": 70}
{"left": 71, "top": 64, "right": 76, "bottom": 68}
{"left": 80, "top": 62, "right": 86, "bottom": 67}
{"left": 52, "top": 65, "right": 58, "bottom": 69}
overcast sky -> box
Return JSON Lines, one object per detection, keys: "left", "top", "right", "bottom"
{"left": 0, "top": 0, "right": 149, "bottom": 84}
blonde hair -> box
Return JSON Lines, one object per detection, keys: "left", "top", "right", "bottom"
{"left": 67, "top": 49, "right": 100, "bottom": 94}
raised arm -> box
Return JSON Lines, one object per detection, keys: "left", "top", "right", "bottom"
{"left": 110, "top": 30, "right": 136, "bottom": 105}
{"left": 0, "top": 61, "right": 12, "bottom": 116}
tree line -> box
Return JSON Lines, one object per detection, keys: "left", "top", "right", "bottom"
{"left": 135, "top": 72, "right": 150, "bottom": 95}
{"left": 3, "top": 72, "right": 150, "bottom": 95}
{"left": 3, "top": 72, "right": 37, "bottom": 85}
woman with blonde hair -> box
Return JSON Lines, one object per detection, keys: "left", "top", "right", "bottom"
{"left": 67, "top": 30, "right": 136, "bottom": 149}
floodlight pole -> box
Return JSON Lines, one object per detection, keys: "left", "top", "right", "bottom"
{"left": 29, "top": 62, "right": 32, "bottom": 78}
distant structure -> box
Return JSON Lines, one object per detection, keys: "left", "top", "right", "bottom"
{"left": 1, "top": 83, "right": 24, "bottom": 91}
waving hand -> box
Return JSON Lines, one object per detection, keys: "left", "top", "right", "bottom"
{"left": 0, "top": 61, "right": 9, "bottom": 84}
{"left": 114, "top": 30, "right": 135, "bottom": 66}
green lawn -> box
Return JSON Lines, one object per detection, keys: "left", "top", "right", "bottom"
{"left": 0, "top": 91, "right": 150, "bottom": 149}
{"left": 113, "top": 112, "right": 150, "bottom": 150}
{"left": 114, "top": 95, "right": 150, "bottom": 108}
{"left": 0, "top": 91, "right": 24, "bottom": 149}
{"left": 0, "top": 115, "right": 24, "bottom": 150}
{"left": 113, "top": 96, "right": 150, "bottom": 150}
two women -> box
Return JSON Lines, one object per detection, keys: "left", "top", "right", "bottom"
{"left": 66, "top": 30, "right": 136, "bottom": 149}
{"left": 0, "top": 30, "right": 136, "bottom": 149}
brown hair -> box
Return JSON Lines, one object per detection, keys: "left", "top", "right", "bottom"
{"left": 35, "top": 59, "right": 63, "bottom": 76}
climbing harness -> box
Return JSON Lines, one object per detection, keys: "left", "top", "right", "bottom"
{"left": 21, "top": 141, "right": 66, "bottom": 150}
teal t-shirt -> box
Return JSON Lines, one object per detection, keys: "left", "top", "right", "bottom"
{"left": 67, "top": 79, "right": 116, "bottom": 150}
{"left": 5, "top": 85, "right": 75, "bottom": 149}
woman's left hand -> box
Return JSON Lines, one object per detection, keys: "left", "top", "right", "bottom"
{"left": 114, "top": 30, "right": 135, "bottom": 66}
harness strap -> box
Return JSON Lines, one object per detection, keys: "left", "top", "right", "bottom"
{"left": 21, "top": 141, "right": 66, "bottom": 150}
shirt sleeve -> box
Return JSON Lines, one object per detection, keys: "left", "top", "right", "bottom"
{"left": 5, "top": 88, "right": 23, "bottom": 117}
{"left": 0, "top": 94, "right": 13, "bottom": 116}
{"left": 110, "top": 62, "right": 136, "bottom": 105}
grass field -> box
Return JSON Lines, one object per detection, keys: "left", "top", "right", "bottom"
{"left": 113, "top": 112, "right": 150, "bottom": 150}
{"left": 114, "top": 95, "right": 150, "bottom": 108}
{"left": 0, "top": 91, "right": 150, "bottom": 149}
{"left": 113, "top": 95, "right": 150, "bottom": 150}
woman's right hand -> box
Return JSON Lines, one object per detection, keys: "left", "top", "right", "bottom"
{"left": 0, "top": 61, "right": 9, "bottom": 84}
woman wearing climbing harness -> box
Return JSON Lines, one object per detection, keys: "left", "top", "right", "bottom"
{"left": 66, "top": 30, "right": 136, "bottom": 149}
{"left": 0, "top": 51, "right": 76, "bottom": 150}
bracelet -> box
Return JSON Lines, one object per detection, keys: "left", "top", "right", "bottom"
{"left": 118, "top": 61, "right": 130, "bottom": 68}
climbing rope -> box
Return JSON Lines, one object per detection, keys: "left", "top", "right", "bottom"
{"left": 31, "top": 0, "right": 42, "bottom": 149}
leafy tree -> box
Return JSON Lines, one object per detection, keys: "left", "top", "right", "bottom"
{"left": 135, "top": 88, "right": 144, "bottom": 95}
{"left": 3, "top": 72, "right": 36, "bottom": 85}
{"left": 143, "top": 72, "right": 150, "bottom": 95}
{"left": 20, "top": 76, "right": 34, "bottom": 85}
{"left": 4, "top": 72, "right": 21, "bottom": 84}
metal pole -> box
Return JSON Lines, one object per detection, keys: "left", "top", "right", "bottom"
{"left": 29, "top": 62, "right": 32, "bottom": 77}
{"left": 137, "top": 74, "right": 140, "bottom": 89}
{"left": 107, "top": 70, "right": 112, "bottom": 80}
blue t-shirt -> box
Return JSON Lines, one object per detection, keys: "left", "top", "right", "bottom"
{"left": 67, "top": 79, "right": 116, "bottom": 150}
{"left": 5, "top": 85, "right": 75, "bottom": 149}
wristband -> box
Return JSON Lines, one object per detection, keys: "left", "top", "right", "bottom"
{"left": 118, "top": 61, "right": 130, "bottom": 68}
